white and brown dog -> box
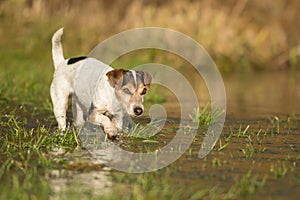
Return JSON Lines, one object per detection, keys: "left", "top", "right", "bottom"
{"left": 50, "top": 28, "right": 152, "bottom": 138}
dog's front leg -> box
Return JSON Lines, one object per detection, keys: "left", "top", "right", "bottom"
{"left": 88, "top": 109, "right": 119, "bottom": 138}
{"left": 113, "top": 112, "right": 134, "bottom": 133}
{"left": 112, "top": 113, "right": 123, "bottom": 131}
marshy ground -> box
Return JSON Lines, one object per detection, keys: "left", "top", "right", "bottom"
{"left": 1, "top": 68, "right": 299, "bottom": 199}
{"left": 1, "top": 1, "right": 300, "bottom": 199}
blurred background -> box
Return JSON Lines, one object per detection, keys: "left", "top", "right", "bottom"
{"left": 1, "top": 0, "right": 299, "bottom": 71}
{"left": 0, "top": 0, "right": 299, "bottom": 117}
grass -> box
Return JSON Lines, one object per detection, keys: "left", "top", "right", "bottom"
{"left": 0, "top": 168, "right": 51, "bottom": 200}
{"left": 226, "top": 170, "right": 267, "bottom": 199}
{"left": 189, "top": 104, "right": 225, "bottom": 127}
{"left": 270, "top": 162, "right": 288, "bottom": 178}
{"left": 0, "top": 114, "right": 78, "bottom": 173}
{"left": 128, "top": 119, "right": 166, "bottom": 139}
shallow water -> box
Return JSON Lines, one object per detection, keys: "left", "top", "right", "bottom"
{"left": 44, "top": 71, "right": 300, "bottom": 199}
{"left": 46, "top": 115, "right": 300, "bottom": 199}
{"left": 1, "top": 70, "right": 299, "bottom": 199}
{"left": 225, "top": 71, "right": 300, "bottom": 119}
{"left": 162, "top": 70, "right": 300, "bottom": 119}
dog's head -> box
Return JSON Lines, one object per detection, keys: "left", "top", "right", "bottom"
{"left": 106, "top": 69, "right": 152, "bottom": 117}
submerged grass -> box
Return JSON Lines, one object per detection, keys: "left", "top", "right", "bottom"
{"left": 226, "top": 170, "right": 267, "bottom": 199}
{"left": 189, "top": 104, "right": 225, "bottom": 127}
{"left": 0, "top": 168, "right": 51, "bottom": 200}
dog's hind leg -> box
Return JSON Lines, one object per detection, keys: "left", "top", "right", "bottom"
{"left": 50, "top": 81, "right": 70, "bottom": 131}
{"left": 73, "top": 100, "right": 85, "bottom": 127}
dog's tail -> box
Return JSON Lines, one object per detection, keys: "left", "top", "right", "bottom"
{"left": 52, "top": 27, "right": 65, "bottom": 69}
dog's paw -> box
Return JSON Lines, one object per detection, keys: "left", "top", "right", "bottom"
{"left": 104, "top": 127, "right": 120, "bottom": 140}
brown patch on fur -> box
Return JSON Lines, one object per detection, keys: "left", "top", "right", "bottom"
{"left": 142, "top": 71, "right": 152, "bottom": 87}
{"left": 106, "top": 69, "right": 125, "bottom": 89}
{"left": 136, "top": 71, "right": 152, "bottom": 88}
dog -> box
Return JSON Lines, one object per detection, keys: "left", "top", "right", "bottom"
{"left": 50, "top": 28, "right": 152, "bottom": 138}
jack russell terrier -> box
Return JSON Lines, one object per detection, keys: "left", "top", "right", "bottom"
{"left": 50, "top": 28, "right": 152, "bottom": 138}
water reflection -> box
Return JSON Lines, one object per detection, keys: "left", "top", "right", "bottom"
{"left": 47, "top": 169, "right": 112, "bottom": 199}
{"left": 160, "top": 70, "right": 300, "bottom": 119}
{"left": 225, "top": 71, "right": 300, "bottom": 118}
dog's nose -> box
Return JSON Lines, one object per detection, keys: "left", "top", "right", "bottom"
{"left": 133, "top": 107, "right": 143, "bottom": 116}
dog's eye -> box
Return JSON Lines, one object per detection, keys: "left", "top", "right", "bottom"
{"left": 141, "top": 88, "right": 147, "bottom": 95}
{"left": 123, "top": 88, "right": 132, "bottom": 95}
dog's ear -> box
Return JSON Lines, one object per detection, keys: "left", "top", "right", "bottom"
{"left": 106, "top": 69, "right": 124, "bottom": 88}
{"left": 142, "top": 71, "right": 152, "bottom": 88}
